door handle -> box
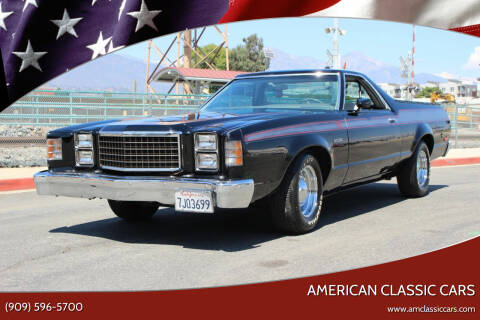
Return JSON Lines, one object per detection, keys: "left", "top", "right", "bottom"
{"left": 388, "top": 118, "right": 397, "bottom": 124}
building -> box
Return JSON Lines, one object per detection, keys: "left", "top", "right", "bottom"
{"left": 420, "top": 81, "right": 440, "bottom": 89}
{"left": 438, "top": 79, "right": 477, "bottom": 98}
{"left": 152, "top": 67, "right": 246, "bottom": 94}
{"left": 378, "top": 83, "right": 402, "bottom": 98}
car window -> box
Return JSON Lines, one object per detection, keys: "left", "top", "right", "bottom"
{"left": 202, "top": 74, "right": 340, "bottom": 114}
{"left": 345, "top": 81, "right": 375, "bottom": 110}
{"left": 263, "top": 80, "right": 338, "bottom": 110}
{"left": 205, "top": 82, "right": 255, "bottom": 113}
{"left": 344, "top": 76, "right": 386, "bottom": 111}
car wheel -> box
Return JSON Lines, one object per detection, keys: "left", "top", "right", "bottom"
{"left": 107, "top": 200, "right": 159, "bottom": 221}
{"left": 269, "top": 153, "right": 324, "bottom": 234}
{"left": 397, "top": 141, "right": 430, "bottom": 198}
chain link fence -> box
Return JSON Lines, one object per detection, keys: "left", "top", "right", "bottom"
{"left": 443, "top": 103, "right": 480, "bottom": 148}
{"left": 0, "top": 90, "right": 479, "bottom": 147}
{"left": 0, "top": 90, "right": 210, "bottom": 127}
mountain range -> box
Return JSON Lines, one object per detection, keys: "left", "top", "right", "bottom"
{"left": 46, "top": 49, "right": 449, "bottom": 91}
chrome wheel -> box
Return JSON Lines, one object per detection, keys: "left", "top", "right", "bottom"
{"left": 416, "top": 149, "right": 429, "bottom": 188}
{"left": 298, "top": 164, "right": 318, "bottom": 218}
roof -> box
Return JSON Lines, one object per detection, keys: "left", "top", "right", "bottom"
{"left": 235, "top": 69, "right": 368, "bottom": 79}
{"left": 153, "top": 67, "right": 247, "bottom": 83}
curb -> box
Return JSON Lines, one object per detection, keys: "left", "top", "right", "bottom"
{"left": 0, "top": 177, "right": 36, "bottom": 192}
{"left": 0, "top": 157, "right": 479, "bottom": 192}
{"left": 431, "top": 157, "right": 480, "bottom": 167}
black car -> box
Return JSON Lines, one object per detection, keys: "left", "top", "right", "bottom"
{"left": 34, "top": 70, "right": 451, "bottom": 234}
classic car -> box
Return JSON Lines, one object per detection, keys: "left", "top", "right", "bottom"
{"left": 34, "top": 69, "right": 451, "bottom": 234}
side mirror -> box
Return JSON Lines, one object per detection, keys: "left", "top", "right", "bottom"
{"left": 356, "top": 98, "right": 373, "bottom": 109}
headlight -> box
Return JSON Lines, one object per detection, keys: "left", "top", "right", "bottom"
{"left": 74, "top": 132, "right": 94, "bottom": 167}
{"left": 194, "top": 133, "right": 217, "bottom": 151}
{"left": 194, "top": 133, "right": 218, "bottom": 171}
{"left": 225, "top": 140, "right": 243, "bottom": 167}
{"left": 75, "top": 133, "right": 93, "bottom": 148}
{"left": 47, "top": 138, "right": 62, "bottom": 161}
{"left": 195, "top": 153, "right": 218, "bottom": 170}
{"left": 75, "top": 150, "right": 94, "bottom": 166}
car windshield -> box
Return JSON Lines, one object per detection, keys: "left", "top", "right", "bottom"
{"left": 201, "top": 73, "right": 340, "bottom": 114}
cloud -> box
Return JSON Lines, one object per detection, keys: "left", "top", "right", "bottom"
{"left": 434, "top": 71, "right": 460, "bottom": 79}
{"left": 434, "top": 71, "right": 475, "bottom": 81}
{"left": 463, "top": 46, "right": 480, "bottom": 70}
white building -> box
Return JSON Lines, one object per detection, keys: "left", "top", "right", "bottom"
{"left": 378, "top": 83, "right": 402, "bottom": 98}
{"left": 438, "top": 79, "right": 477, "bottom": 98}
{"left": 420, "top": 81, "right": 440, "bottom": 89}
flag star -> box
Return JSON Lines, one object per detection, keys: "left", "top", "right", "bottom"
{"left": 118, "top": 0, "right": 126, "bottom": 21}
{"left": 0, "top": 3, "right": 13, "bottom": 31}
{"left": 107, "top": 41, "right": 125, "bottom": 53}
{"left": 86, "top": 31, "right": 111, "bottom": 60}
{"left": 91, "top": 0, "right": 111, "bottom": 6}
{"left": 127, "top": 0, "right": 161, "bottom": 32}
{"left": 51, "top": 9, "right": 83, "bottom": 40}
{"left": 22, "top": 0, "right": 38, "bottom": 12}
{"left": 12, "top": 40, "right": 47, "bottom": 72}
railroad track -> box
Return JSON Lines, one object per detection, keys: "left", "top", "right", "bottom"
{"left": 0, "top": 136, "right": 46, "bottom": 147}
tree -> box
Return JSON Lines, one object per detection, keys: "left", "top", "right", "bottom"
{"left": 416, "top": 87, "right": 441, "bottom": 98}
{"left": 230, "top": 34, "right": 270, "bottom": 72}
{"left": 191, "top": 44, "right": 227, "bottom": 70}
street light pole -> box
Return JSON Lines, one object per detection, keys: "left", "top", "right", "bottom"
{"left": 325, "top": 18, "right": 346, "bottom": 69}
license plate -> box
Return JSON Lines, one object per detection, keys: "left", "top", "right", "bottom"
{"left": 175, "top": 190, "right": 214, "bottom": 213}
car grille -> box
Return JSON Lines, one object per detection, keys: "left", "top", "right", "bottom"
{"left": 98, "top": 133, "right": 181, "bottom": 172}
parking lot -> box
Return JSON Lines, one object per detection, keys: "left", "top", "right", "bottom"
{"left": 1, "top": 164, "right": 479, "bottom": 291}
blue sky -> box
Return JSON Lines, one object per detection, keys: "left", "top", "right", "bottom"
{"left": 117, "top": 17, "right": 480, "bottom": 79}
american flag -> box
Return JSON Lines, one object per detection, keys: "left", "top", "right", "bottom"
{"left": 0, "top": 0, "right": 479, "bottom": 113}
{"left": 0, "top": 0, "right": 228, "bottom": 112}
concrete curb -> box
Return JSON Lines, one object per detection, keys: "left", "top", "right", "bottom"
{"left": 0, "top": 177, "right": 36, "bottom": 192}
{"left": 1, "top": 157, "right": 479, "bottom": 192}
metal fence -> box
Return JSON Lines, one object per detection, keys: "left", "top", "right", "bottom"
{"left": 0, "top": 90, "right": 479, "bottom": 147}
{"left": 443, "top": 103, "right": 480, "bottom": 148}
{"left": 0, "top": 90, "right": 210, "bottom": 127}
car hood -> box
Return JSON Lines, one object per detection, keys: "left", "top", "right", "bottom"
{"left": 49, "top": 111, "right": 311, "bottom": 136}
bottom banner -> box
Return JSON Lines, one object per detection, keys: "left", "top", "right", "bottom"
{"left": 1, "top": 236, "right": 479, "bottom": 319}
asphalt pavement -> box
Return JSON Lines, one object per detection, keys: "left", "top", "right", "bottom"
{"left": 0, "top": 165, "right": 479, "bottom": 291}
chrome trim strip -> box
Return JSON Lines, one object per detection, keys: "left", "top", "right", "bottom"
{"left": 34, "top": 171, "right": 254, "bottom": 209}
{"left": 100, "top": 165, "right": 181, "bottom": 172}
{"left": 98, "top": 131, "right": 182, "bottom": 136}
{"left": 98, "top": 131, "right": 182, "bottom": 172}
{"left": 236, "top": 72, "right": 340, "bottom": 79}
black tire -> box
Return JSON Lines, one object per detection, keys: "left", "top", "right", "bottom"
{"left": 268, "top": 153, "right": 324, "bottom": 234}
{"left": 107, "top": 200, "right": 159, "bottom": 221}
{"left": 397, "top": 141, "right": 431, "bottom": 198}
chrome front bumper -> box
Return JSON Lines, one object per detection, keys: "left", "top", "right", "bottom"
{"left": 34, "top": 171, "right": 254, "bottom": 209}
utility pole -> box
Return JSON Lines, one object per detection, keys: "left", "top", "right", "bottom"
{"left": 325, "top": 18, "right": 346, "bottom": 69}
{"left": 183, "top": 29, "right": 192, "bottom": 94}
{"left": 400, "top": 52, "right": 412, "bottom": 100}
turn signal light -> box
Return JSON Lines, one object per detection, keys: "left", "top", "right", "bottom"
{"left": 47, "top": 138, "right": 62, "bottom": 160}
{"left": 225, "top": 140, "right": 243, "bottom": 167}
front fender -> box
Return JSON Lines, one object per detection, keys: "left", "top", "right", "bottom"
{"left": 245, "top": 133, "right": 334, "bottom": 201}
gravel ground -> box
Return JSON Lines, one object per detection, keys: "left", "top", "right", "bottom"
{"left": 0, "top": 125, "right": 52, "bottom": 137}
{"left": 0, "top": 147, "right": 47, "bottom": 167}
{"left": 0, "top": 126, "right": 51, "bottom": 167}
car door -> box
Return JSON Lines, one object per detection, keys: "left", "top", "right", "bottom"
{"left": 343, "top": 75, "right": 401, "bottom": 184}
